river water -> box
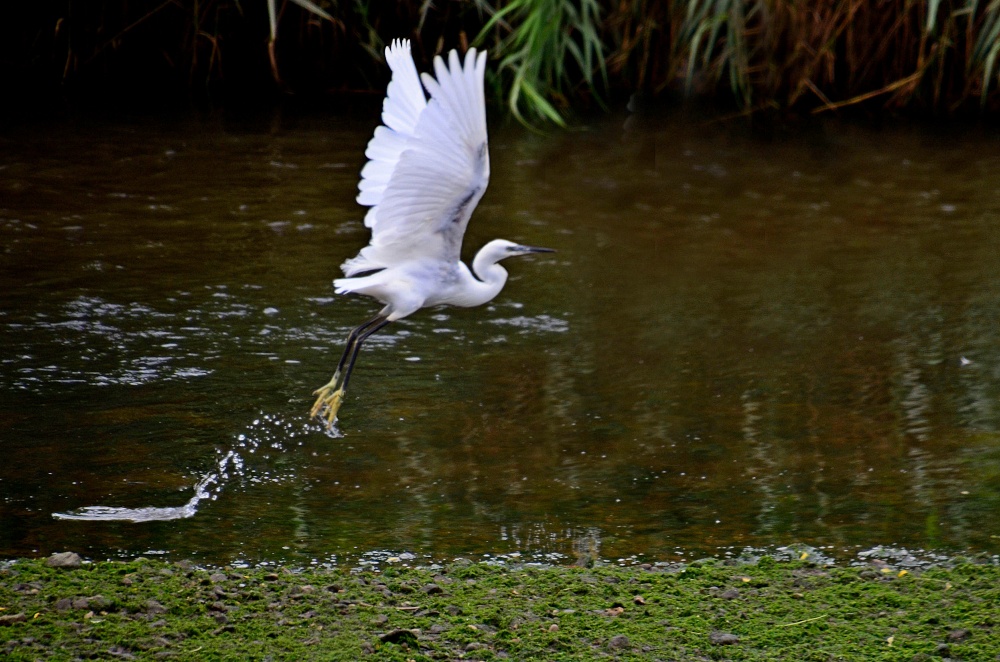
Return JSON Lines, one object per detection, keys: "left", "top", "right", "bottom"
{"left": 2, "top": 111, "right": 999, "bottom": 567}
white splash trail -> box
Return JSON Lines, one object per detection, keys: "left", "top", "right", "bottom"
{"left": 51, "top": 413, "right": 323, "bottom": 522}
{"left": 52, "top": 451, "right": 237, "bottom": 523}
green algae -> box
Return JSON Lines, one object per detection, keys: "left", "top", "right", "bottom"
{"left": 1, "top": 556, "right": 998, "bottom": 661}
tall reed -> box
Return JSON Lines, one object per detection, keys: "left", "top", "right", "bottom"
{"left": 473, "top": 0, "right": 607, "bottom": 125}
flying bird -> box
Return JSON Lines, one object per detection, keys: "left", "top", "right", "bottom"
{"left": 310, "top": 39, "right": 553, "bottom": 427}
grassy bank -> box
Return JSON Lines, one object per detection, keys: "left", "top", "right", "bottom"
{"left": 2, "top": 554, "right": 998, "bottom": 660}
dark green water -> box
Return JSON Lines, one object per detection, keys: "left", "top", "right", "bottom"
{"left": 2, "top": 113, "right": 1000, "bottom": 566}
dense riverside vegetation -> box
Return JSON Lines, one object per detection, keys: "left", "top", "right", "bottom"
{"left": 5, "top": 1, "right": 1000, "bottom": 122}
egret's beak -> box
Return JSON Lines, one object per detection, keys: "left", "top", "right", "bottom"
{"left": 514, "top": 245, "right": 556, "bottom": 254}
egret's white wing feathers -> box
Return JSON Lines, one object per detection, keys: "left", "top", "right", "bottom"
{"left": 380, "top": 40, "right": 427, "bottom": 135}
{"left": 343, "top": 41, "right": 490, "bottom": 277}
{"left": 355, "top": 39, "right": 427, "bottom": 224}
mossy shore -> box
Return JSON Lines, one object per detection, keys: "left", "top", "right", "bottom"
{"left": 2, "top": 554, "right": 998, "bottom": 661}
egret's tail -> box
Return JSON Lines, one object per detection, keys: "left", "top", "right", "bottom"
{"left": 333, "top": 276, "right": 361, "bottom": 295}
{"left": 333, "top": 271, "right": 384, "bottom": 297}
{"left": 341, "top": 247, "right": 384, "bottom": 277}
{"left": 333, "top": 271, "right": 422, "bottom": 322}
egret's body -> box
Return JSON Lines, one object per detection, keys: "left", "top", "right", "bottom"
{"left": 310, "top": 39, "right": 552, "bottom": 427}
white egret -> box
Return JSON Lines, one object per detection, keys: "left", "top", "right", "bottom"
{"left": 310, "top": 39, "right": 553, "bottom": 427}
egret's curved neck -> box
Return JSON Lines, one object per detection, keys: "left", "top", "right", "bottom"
{"left": 468, "top": 246, "right": 509, "bottom": 306}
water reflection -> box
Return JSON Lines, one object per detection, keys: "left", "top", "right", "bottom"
{"left": 1, "top": 115, "right": 999, "bottom": 565}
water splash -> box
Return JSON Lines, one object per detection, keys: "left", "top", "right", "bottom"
{"left": 52, "top": 461, "right": 226, "bottom": 522}
{"left": 52, "top": 413, "right": 325, "bottom": 522}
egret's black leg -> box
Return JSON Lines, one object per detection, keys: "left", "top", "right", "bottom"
{"left": 310, "top": 313, "right": 389, "bottom": 427}
{"left": 333, "top": 313, "right": 388, "bottom": 380}
{"left": 339, "top": 318, "right": 391, "bottom": 393}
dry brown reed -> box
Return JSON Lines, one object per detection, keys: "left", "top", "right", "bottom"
{"left": 607, "top": 0, "right": 1000, "bottom": 115}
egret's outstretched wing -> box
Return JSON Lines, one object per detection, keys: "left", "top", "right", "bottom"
{"left": 343, "top": 43, "right": 490, "bottom": 276}
{"left": 355, "top": 38, "right": 426, "bottom": 230}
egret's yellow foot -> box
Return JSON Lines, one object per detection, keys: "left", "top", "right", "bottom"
{"left": 309, "top": 371, "right": 340, "bottom": 418}
{"left": 311, "top": 382, "right": 345, "bottom": 428}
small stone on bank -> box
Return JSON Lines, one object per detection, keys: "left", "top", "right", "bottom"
{"left": 710, "top": 631, "right": 740, "bottom": 645}
{"left": 608, "top": 634, "right": 631, "bottom": 650}
{"left": 0, "top": 613, "right": 27, "bottom": 626}
{"left": 146, "top": 600, "right": 168, "bottom": 615}
{"left": 45, "top": 552, "right": 82, "bottom": 569}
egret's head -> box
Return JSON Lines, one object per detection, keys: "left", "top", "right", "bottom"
{"left": 471, "top": 239, "right": 555, "bottom": 285}
{"left": 484, "top": 239, "right": 556, "bottom": 263}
